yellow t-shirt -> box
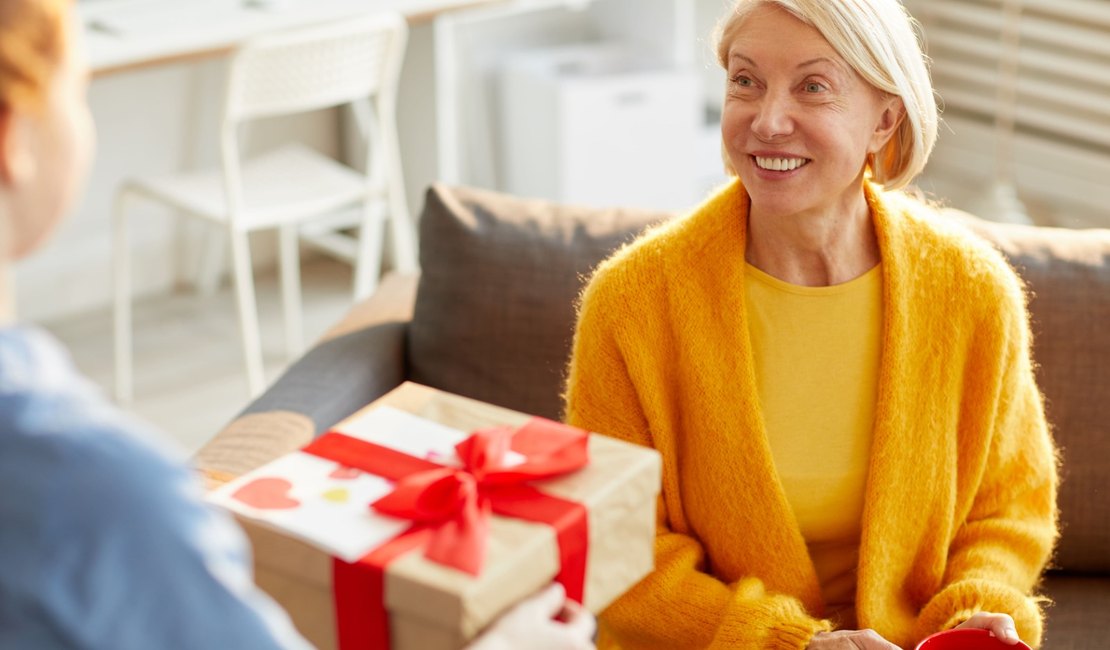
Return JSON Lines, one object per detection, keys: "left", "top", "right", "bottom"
{"left": 743, "top": 262, "right": 883, "bottom": 628}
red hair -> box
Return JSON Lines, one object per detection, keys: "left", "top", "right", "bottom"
{"left": 0, "top": 0, "right": 69, "bottom": 113}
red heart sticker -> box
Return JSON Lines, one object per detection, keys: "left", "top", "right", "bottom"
{"left": 232, "top": 477, "right": 300, "bottom": 510}
{"left": 329, "top": 466, "right": 362, "bottom": 480}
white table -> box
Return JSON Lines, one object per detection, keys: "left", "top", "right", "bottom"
{"left": 82, "top": 0, "right": 505, "bottom": 76}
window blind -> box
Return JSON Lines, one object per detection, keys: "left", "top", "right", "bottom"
{"left": 906, "top": 0, "right": 1110, "bottom": 227}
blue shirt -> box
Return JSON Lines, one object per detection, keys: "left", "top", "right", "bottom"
{"left": 0, "top": 327, "right": 311, "bottom": 649}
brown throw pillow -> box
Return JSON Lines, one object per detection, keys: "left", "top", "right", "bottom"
{"left": 408, "top": 183, "right": 672, "bottom": 420}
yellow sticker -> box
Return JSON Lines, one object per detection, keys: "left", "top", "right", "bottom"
{"left": 322, "top": 487, "right": 349, "bottom": 503}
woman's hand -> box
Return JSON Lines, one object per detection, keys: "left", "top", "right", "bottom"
{"left": 807, "top": 629, "right": 904, "bottom": 649}
{"left": 955, "top": 612, "right": 1023, "bottom": 645}
{"left": 465, "top": 583, "right": 596, "bottom": 650}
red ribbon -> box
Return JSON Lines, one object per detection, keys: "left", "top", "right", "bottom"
{"left": 303, "top": 417, "right": 590, "bottom": 649}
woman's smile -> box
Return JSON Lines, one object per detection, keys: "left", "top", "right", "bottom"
{"left": 751, "top": 153, "right": 811, "bottom": 178}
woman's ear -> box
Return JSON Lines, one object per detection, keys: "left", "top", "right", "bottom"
{"left": 870, "top": 95, "right": 906, "bottom": 153}
{"left": 0, "top": 106, "right": 35, "bottom": 187}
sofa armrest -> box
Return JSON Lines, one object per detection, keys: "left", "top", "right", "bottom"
{"left": 196, "top": 272, "right": 419, "bottom": 486}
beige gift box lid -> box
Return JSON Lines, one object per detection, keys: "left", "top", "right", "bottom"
{"left": 239, "top": 382, "right": 661, "bottom": 649}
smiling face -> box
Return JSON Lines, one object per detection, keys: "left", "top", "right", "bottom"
{"left": 721, "top": 3, "right": 902, "bottom": 221}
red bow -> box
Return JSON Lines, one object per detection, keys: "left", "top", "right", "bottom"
{"left": 375, "top": 420, "right": 588, "bottom": 575}
{"left": 305, "top": 417, "right": 590, "bottom": 577}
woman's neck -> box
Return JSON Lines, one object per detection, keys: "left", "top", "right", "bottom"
{"left": 745, "top": 190, "right": 880, "bottom": 287}
{"left": 0, "top": 266, "right": 14, "bottom": 326}
{"left": 0, "top": 202, "right": 15, "bottom": 325}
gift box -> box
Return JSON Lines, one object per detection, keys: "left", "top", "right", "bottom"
{"left": 208, "top": 382, "right": 662, "bottom": 649}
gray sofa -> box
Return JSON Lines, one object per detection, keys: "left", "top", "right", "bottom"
{"left": 198, "top": 184, "right": 1110, "bottom": 649}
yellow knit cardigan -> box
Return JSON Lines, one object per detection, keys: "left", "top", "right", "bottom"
{"left": 564, "top": 180, "right": 1058, "bottom": 650}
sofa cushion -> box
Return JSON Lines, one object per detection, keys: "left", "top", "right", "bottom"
{"left": 953, "top": 216, "right": 1110, "bottom": 574}
{"left": 408, "top": 184, "right": 671, "bottom": 420}
{"left": 1039, "top": 572, "right": 1110, "bottom": 648}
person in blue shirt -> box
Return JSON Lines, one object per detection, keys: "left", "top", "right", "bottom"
{"left": 0, "top": 1, "right": 595, "bottom": 648}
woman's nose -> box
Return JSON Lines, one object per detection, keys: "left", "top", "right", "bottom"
{"left": 751, "top": 92, "right": 794, "bottom": 141}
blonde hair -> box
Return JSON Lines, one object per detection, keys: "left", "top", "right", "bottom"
{"left": 0, "top": 0, "right": 70, "bottom": 113}
{"left": 714, "top": 0, "right": 937, "bottom": 190}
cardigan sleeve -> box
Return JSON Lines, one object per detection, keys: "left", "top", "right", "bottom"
{"left": 914, "top": 282, "right": 1058, "bottom": 648}
{"left": 564, "top": 277, "right": 832, "bottom": 650}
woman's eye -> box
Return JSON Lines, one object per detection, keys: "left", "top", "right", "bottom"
{"left": 732, "top": 75, "right": 754, "bottom": 88}
{"left": 804, "top": 81, "right": 827, "bottom": 93}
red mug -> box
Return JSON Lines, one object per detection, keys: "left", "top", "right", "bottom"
{"left": 916, "top": 628, "right": 1032, "bottom": 650}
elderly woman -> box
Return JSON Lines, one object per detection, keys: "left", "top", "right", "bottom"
{"left": 565, "top": 1, "right": 1058, "bottom": 649}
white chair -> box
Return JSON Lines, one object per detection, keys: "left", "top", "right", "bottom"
{"left": 113, "top": 12, "right": 418, "bottom": 403}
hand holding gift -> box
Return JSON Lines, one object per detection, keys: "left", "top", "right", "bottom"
{"left": 466, "top": 584, "right": 595, "bottom": 650}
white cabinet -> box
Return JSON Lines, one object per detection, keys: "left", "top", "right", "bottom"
{"left": 499, "top": 44, "right": 700, "bottom": 210}
{"left": 433, "top": 0, "right": 710, "bottom": 210}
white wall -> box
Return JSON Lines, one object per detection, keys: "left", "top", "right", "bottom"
{"left": 393, "top": 22, "right": 441, "bottom": 225}
{"left": 696, "top": 0, "right": 730, "bottom": 110}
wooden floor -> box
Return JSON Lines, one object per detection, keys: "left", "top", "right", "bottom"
{"left": 43, "top": 258, "right": 355, "bottom": 455}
